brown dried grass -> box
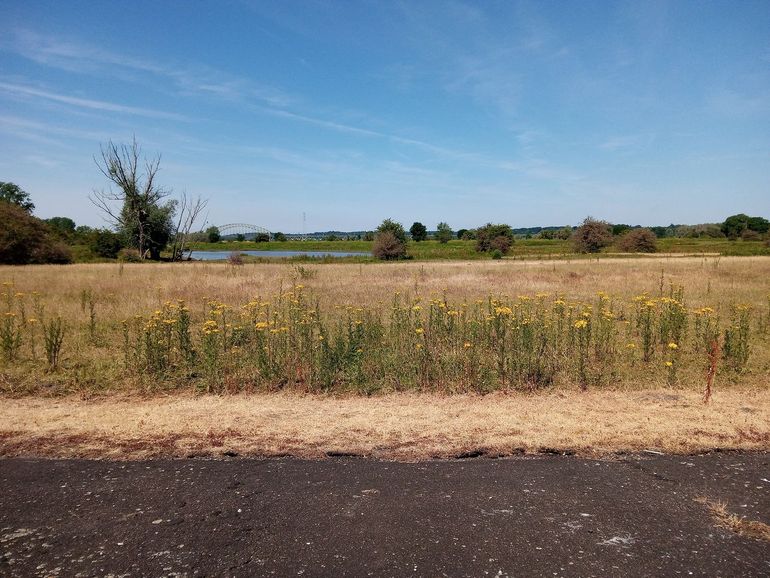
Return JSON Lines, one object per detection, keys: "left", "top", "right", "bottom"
{"left": 3, "top": 256, "right": 769, "bottom": 323}
{"left": 0, "top": 388, "right": 767, "bottom": 461}
{"left": 696, "top": 497, "right": 770, "bottom": 542}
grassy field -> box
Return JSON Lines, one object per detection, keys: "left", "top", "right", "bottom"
{"left": 187, "top": 237, "right": 770, "bottom": 260}
{"left": 1, "top": 256, "right": 769, "bottom": 457}
{"left": 1, "top": 256, "right": 768, "bottom": 396}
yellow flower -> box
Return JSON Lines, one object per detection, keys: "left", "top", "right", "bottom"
{"left": 415, "top": 343, "right": 423, "bottom": 351}
{"left": 415, "top": 327, "right": 424, "bottom": 335}
{"left": 463, "top": 342, "right": 472, "bottom": 349}
{"left": 665, "top": 361, "right": 673, "bottom": 367}
{"left": 668, "top": 342, "right": 678, "bottom": 350}
{"left": 626, "top": 343, "right": 636, "bottom": 349}
{"left": 495, "top": 306, "right": 513, "bottom": 316}
{"left": 574, "top": 319, "right": 588, "bottom": 329}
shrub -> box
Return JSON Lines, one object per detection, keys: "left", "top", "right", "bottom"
{"left": 90, "top": 229, "right": 124, "bottom": 259}
{"left": 741, "top": 229, "right": 761, "bottom": 241}
{"left": 491, "top": 249, "right": 503, "bottom": 260}
{"left": 0, "top": 202, "right": 71, "bottom": 264}
{"left": 617, "top": 228, "right": 658, "bottom": 253}
{"left": 373, "top": 231, "right": 406, "bottom": 260}
{"left": 228, "top": 251, "right": 245, "bottom": 266}
{"left": 476, "top": 223, "right": 514, "bottom": 253}
{"left": 273, "top": 232, "right": 287, "bottom": 242}
{"left": 571, "top": 217, "right": 612, "bottom": 253}
{"left": 117, "top": 248, "right": 142, "bottom": 262}
{"left": 490, "top": 235, "right": 512, "bottom": 254}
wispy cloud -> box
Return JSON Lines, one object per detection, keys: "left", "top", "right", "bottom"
{"left": 598, "top": 134, "right": 655, "bottom": 151}
{"left": 4, "top": 29, "right": 295, "bottom": 108}
{"left": 0, "top": 82, "right": 188, "bottom": 120}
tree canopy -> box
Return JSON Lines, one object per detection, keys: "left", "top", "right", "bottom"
{"left": 0, "top": 182, "right": 35, "bottom": 213}
{"left": 409, "top": 222, "right": 427, "bottom": 242}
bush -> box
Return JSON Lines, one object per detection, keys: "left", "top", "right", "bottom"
{"left": 90, "top": 229, "right": 124, "bottom": 259}
{"left": 741, "top": 229, "right": 761, "bottom": 241}
{"left": 117, "top": 248, "right": 142, "bottom": 262}
{"left": 617, "top": 228, "right": 658, "bottom": 253}
{"left": 37, "top": 242, "right": 73, "bottom": 264}
{"left": 273, "top": 232, "right": 287, "bottom": 242}
{"left": 491, "top": 249, "right": 503, "bottom": 260}
{"left": 0, "top": 202, "right": 71, "bottom": 264}
{"left": 476, "top": 223, "right": 514, "bottom": 253}
{"left": 228, "top": 251, "right": 244, "bottom": 266}
{"left": 571, "top": 217, "right": 612, "bottom": 253}
{"left": 490, "top": 235, "right": 512, "bottom": 254}
{"left": 373, "top": 231, "right": 406, "bottom": 260}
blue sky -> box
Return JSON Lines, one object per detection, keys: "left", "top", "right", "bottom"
{"left": 1, "top": 0, "right": 768, "bottom": 232}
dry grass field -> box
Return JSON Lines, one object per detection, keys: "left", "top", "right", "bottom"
{"left": 1, "top": 256, "right": 769, "bottom": 457}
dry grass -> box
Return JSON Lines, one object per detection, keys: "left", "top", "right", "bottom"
{"left": 2, "top": 256, "right": 769, "bottom": 395}
{"left": 696, "top": 498, "right": 770, "bottom": 542}
{"left": 3, "top": 256, "right": 770, "bottom": 320}
{"left": 0, "top": 388, "right": 767, "bottom": 460}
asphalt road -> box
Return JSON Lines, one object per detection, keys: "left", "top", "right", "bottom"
{"left": 1, "top": 453, "right": 768, "bottom": 577}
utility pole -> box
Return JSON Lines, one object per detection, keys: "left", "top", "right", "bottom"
{"left": 302, "top": 212, "right": 307, "bottom": 241}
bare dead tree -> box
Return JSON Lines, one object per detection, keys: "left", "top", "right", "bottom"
{"left": 90, "top": 137, "right": 169, "bottom": 260}
{"left": 170, "top": 193, "right": 208, "bottom": 261}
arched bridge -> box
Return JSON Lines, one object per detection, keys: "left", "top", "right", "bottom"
{"left": 216, "top": 223, "right": 272, "bottom": 240}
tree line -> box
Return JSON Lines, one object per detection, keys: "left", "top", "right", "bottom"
{"left": 1, "top": 137, "right": 768, "bottom": 264}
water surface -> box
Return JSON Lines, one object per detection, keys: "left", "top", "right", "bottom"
{"left": 189, "top": 250, "right": 370, "bottom": 260}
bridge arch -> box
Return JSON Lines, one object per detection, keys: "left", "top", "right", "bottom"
{"left": 216, "top": 223, "right": 272, "bottom": 240}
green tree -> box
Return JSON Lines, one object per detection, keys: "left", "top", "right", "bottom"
{"left": 475, "top": 223, "right": 514, "bottom": 253}
{"left": 721, "top": 214, "right": 769, "bottom": 239}
{"left": 45, "top": 217, "right": 76, "bottom": 240}
{"left": 0, "top": 182, "right": 35, "bottom": 213}
{"left": 236, "top": 233, "right": 245, "bottom": 242}
{"left": 409, "top": 222, "right": 427, "bottom": 242}
{"left": 91, "top": 138, "right": 175, "bottom": 260}
{"left": 90, "top": 229, "right": 124, "bottom": 259}
{"left": 120, "top": 200, "right": 176, "bottom": 260}
{"left": 206, "top": 226, "right": 221, "bottom": 243}
{"left": 571, "top": 217, "right": 613, "bottom": 253}
{"left": 376, "top": 219, "right": 407, "bottom": 243}
{"left": 273, "top": 231, "right": 287, "bottom": 242}
{"left": 436, "top": 222, "right": 453, "bottom": 243}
